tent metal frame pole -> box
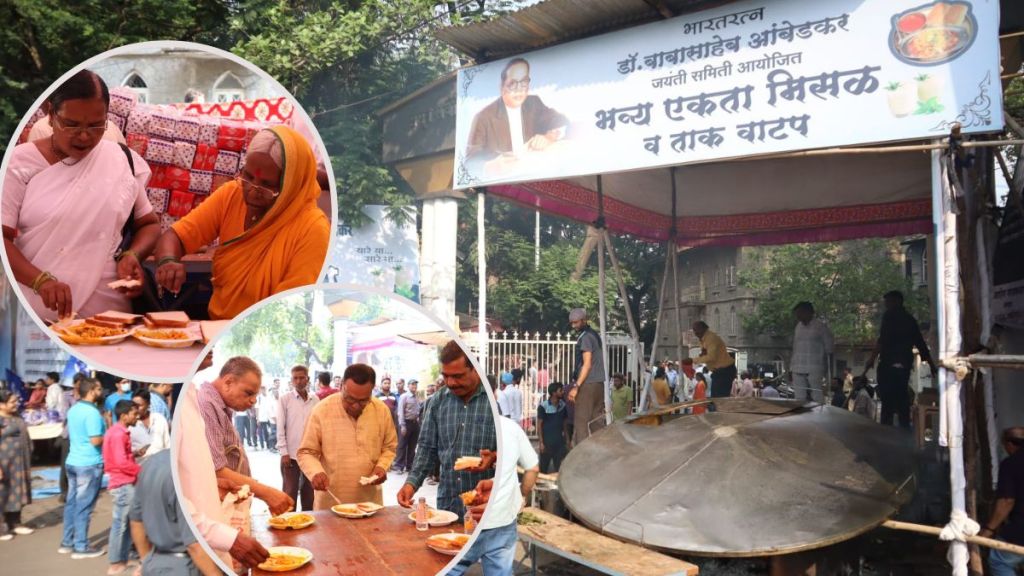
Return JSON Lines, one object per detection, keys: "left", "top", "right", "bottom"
{"left": 670, "top": 167, "right": 684, "bottom": 375}
{"left": 731, "top": 139, "right": 1024, "bottom": 163}
{"left": 601, "top": 228, "right": 650, "bottom": 410}
{"left": 477, "top": 190, "right": 487, "bottom": 370}
{"left": 641, "top": 242, "right": 673, "bottom": 413}
{"left": 596, "top": 176, "right": 612, "bottom": 425}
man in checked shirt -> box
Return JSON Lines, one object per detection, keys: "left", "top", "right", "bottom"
{"left": 397, "top": 341, "right": 498, "bottom": 520}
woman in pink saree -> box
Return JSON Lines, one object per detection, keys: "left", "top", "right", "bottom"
{"left": 2, "top": 70, "right": 160, "bottom": 321}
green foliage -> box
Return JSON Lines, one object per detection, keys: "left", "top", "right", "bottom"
{"left": 454, "top": 197, "right": 663, "bottom": 338}
{"left": 218, "top": 292, "right": 333, "bottom": 376}
{"left": 225, "top": 0, "right": 460, "bottom": 227}
{"left": 1007, "top": 76, "right": 1024, "bottom": 123}
{"left": 738, "top": 239, "right": 928, "bottom": 345}
{"left": 0, "top": 0, "right": 229, "bottom": 152}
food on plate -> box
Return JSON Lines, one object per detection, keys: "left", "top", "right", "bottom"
{"left": 268, "top": 513, "right": 314, "bottom": 529}
{"left": 199, "top": 320, "right": 230, "bottom": 344}
{"left": 107, "top": 278, "right": 142, "bottom": 290}
{"left": 904, "top": 27, "right": 961, "bottom": 60}
{"left": 426, "top": 533, "right": 471, "bottom": 551}
{"left": 85, "top": 317, "right": 129, "bottom": 329}
{"left": 93, "top": 310, "right": 141, "bottom": 324}
{"left": 453, "top": 456, "right": 482, "bottom": 471}
{"left": 134, "top": 329, "right": 191, "bottom": 340}
{"left": 258, "top": 551, "right": 310, "bottom": 571}
{"left": 897, "top": 12, "right": 926, "bottom": 34}
{"left": 59, "top": 323, "right": 128, "bottom": 339}
{"left": 144, "top": 311, "right": 190, "bottom": 328}
{"left": 460, "top": 490, "right": 477, "bottom": 506}
{"left": 356, "top": 502, "right": 383, "bottom": 513}
{"left": 926, "top": 2, "right": 968, "bottom": 28}
{"left": 332, "top": 503, "right": 376, "bottom": 516}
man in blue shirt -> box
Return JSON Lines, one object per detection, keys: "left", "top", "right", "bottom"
{"left": 103, "top": 380, "right": 134, "bottom": 427}
{"left": 60, "top": 378, "right": 107, "bottom": 558}
{"left": 147, "top": 383, "right": 172, "bottom": 421}
{"left": 398, "top": 341, "right": 497, "bottom": 520}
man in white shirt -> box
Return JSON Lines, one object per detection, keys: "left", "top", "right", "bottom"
{"left": 44, "top": 371, "right": 64, "bottom": 412}
{"left": 276, "top": 365, "right": 319, "bottom": 511}
{"left": 505, "top": 370, "right": 524, "bottom": 428}
{"left": 790, "top": 301, "right": 835, "bottom": 404}
{"left": 129, "top": 389, "right": 170, "bottom": 461}
{"left": 495, "top": 373, "right": 513, "bottom": 417}
{"left": 453, "top": 417, "right": 539, "bottom": 576}
{"left": 255, "top": 387, "right": 276, "bottom": 451}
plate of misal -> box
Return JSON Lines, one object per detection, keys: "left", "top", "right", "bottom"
{"left": 52, "top": 321, "right": 130, "bottom": 345}
{"left": 426, "top": 533, "right": 471, "bottom": 556}
{"left": 132, "top": 328, "right": 199, "bottom": 348}
{"left": 408, "top": 508, "right": 459, "bottom": 527}
{"left": 267, "top": 512, "right": 315, "bottom": 530}
{"left": 331, "top": 503, "right": 380, "bottom": 518}
{"left": 257, "top": 546, "right": 313, "bottom": 572}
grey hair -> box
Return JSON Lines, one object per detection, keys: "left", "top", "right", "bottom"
{"left": 219, "top": 356, "right": 262, "bottom": 380}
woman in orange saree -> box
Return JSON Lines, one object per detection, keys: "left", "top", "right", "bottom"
{"left": 153, "top": 125, "right": 329, "bottom": 319}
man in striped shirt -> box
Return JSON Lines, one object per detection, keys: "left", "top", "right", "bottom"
{"left": 397, "top": 341, "right": 498, "bottom": 520}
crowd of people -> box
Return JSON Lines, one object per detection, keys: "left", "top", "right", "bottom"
{"left": 176, "top": 341, "right": 545, "bottom": 575}
{"left": 0, "top": 371, "right": 177, "bottom": 575}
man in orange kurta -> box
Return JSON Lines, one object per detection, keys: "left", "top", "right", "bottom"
{"left": 296, "top": 364, "right": 397, "bottom": 510}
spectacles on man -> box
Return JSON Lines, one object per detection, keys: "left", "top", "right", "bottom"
{"left": 503, "top": 77, "right": 530, "bottom": 91}
{"left": 236, "top": 169, "right": 281, "bottom": 198}
{"left": 52, "top": 115, "right": 107, "bottom": 137}
{"left": 342, "top": 392, "right": 371, "bottom": 408}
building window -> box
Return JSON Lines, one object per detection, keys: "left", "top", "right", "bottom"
{"left": 920, "top": 247, "right": 928, "bottom": 286}
{"left": 727, "top": 265, "right": 736, "bottom": 287}
{"left": 713, "top": 308, "right": 721, "bottom": 333}
{"left": 729, "top": 307, "right": 738, "bottom": 337}
{"left": 213, "top": 72, "right": 246, "bottom": 103}
{"left": 123, "top": 72, "right": 149, "bottom": 103}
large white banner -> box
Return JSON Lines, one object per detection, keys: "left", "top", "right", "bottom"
{"left": 454, "top": 0, "right": 1001, "bottom": 189}
{"left": 324, "top": 205, "right": 421, "bottom": 302}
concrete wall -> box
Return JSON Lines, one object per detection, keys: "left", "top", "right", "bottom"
{"left": 91, "top": 51, "right": 283, "bottom": 105}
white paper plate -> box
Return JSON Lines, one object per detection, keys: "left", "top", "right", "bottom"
{"left": 132, "top": 328, "right": 199, "bottom": 348}
{"left": 331, "top": 503, "right": 380, "bottom": 518}
{"left": 426, "top": 533, "right": 471, "bottom": 556}
{"left": 267, "top": 512, "right": 315, "bottom": 530}
{"left": 257, "top": 546, "right": 313, "bottom": 572}
{"left": 408, "top": 508, "right": 459, "bottom": 527}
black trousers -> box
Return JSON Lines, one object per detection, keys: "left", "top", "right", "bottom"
{"left": 539, "top": 442, "right": 565, "bottom": 474}
{"left": 395, "top": 419, "right": 420, "bottom": 470}
{"left": 57, "top": 435, "right": 70, "bottom": 499}
{"left": 878, "top": 364, "right": 912, "bottom": 428}
{"left": 710, "top": 365, "right": 737, "bottom": 398}
{"left": 257, "top": 421, "right": 273, "bottom": 449}
{"left": 281, "top": 459, "right": 314, "bottom": 511}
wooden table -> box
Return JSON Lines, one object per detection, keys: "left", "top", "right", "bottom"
{"left": 516, "top": 508, "right": 698, "bottom": 576}
{"left": 251, "top": 507, "right": 460, "bottom": 576}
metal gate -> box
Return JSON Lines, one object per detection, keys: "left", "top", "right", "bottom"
{"left": 468, "top": 331, "right": 644, "bottom": 435}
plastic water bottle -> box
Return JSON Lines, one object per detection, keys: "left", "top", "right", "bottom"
{"left": 464, "top": 510, "right": 477, "bottom": 534}
{"left": 415, "top": 497, "right": 429, "bottom": 531}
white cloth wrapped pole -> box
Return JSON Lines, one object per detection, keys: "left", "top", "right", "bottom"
{"left": 935, "top": 151, "right": 969, "bottom": 576}
{"left": 477, "top": 192, "right": 487, "bottom": 369}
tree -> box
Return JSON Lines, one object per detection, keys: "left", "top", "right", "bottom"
{"left": 1, "top": 0, "right": 230, "bottom": 151}
{"left": 218, "top": 292, "right": 333, "bottom": 376}
{"left": 739, "top": 239, "right": 928, "bottom": 346}
{"left": 452, "top": 196, "right": 661, "bottom": 337}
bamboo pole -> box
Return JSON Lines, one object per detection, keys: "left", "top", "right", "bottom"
{"left": 477, "top": 190, "right": 487, "bottom": 369}
{"left": 1005, "top": 113, "right": 1024, "bottom": 140}
{"left": 600, "top": 228, "right": 649, "bottom": 406}
{"left": 730, "top": 139, "right": 1024, "bottom": 162}
{"left": 882, "top": 520, "right": 1024, "bottom": 555}
{"left": 640, "top": 243, "right": 673, "bottom": 413}
{"left": 941, "top": 355, "right": 1024, "bottom": 371}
